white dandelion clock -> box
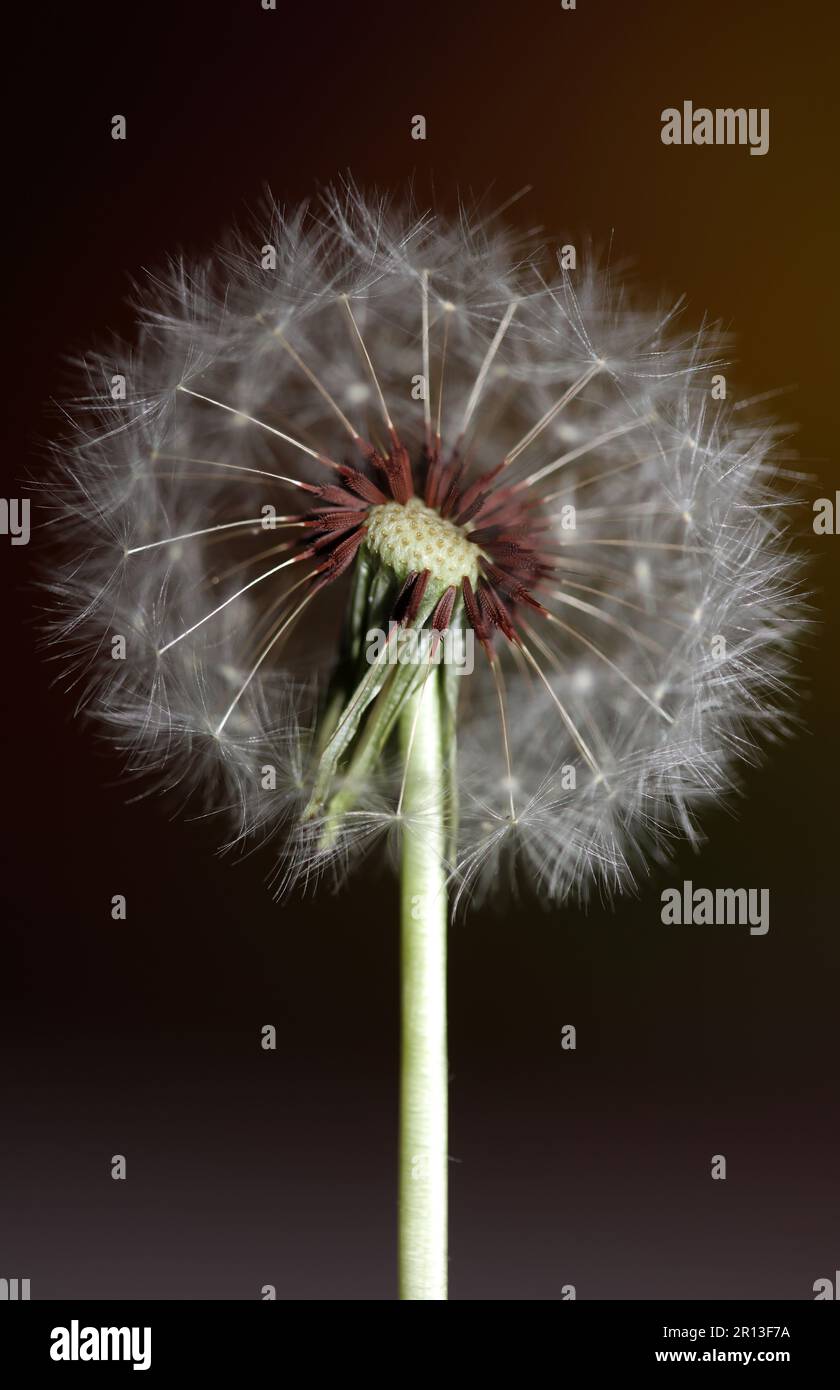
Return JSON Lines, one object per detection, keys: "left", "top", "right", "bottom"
{"left": 43, "top": 188, "right": 806, "bottom": 1299}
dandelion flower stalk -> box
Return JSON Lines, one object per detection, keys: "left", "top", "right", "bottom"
{"left": 43, "top": 186, "right": 806, "bottom": 1301}
{"left": 398, "top": 681, "right": 448, "bottom": 1300}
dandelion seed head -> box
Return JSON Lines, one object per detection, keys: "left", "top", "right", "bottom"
{"left": 41, "top": 186, "right": 807, "bottom": 907}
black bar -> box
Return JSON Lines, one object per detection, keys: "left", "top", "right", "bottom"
{"left": 1, "top": 1300, "right": 836, "bottom": 1376}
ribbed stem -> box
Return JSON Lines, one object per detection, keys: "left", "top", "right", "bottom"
{"left": 398, "top": 676, "right": 448, "bottom": 1300}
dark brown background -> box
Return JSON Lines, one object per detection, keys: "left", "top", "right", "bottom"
{"left": 2, "top": 0, "right": 837, "bottom": 1299}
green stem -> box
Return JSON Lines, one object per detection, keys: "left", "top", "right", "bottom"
{"left": 398, "top": 675, "right": 449, "bottom": 1301}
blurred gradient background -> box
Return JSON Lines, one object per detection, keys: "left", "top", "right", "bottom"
{"left": 2, "top": 0, "right": 837, "bottom": 1298}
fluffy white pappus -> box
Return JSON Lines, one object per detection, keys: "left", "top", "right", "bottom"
{"left": 40, "top": 185, "right": 808, "bottom": 906}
